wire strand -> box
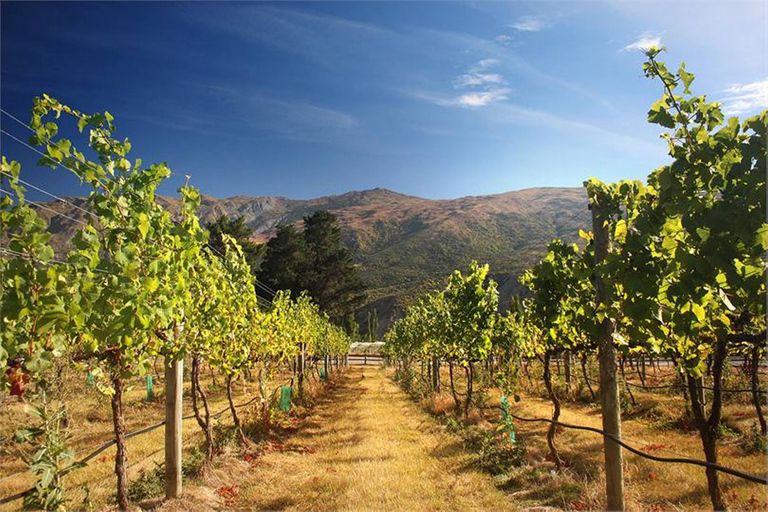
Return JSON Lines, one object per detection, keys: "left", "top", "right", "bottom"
{"left": 0, "top": 169, "right": 93, "bottom": 217}
{"left": 0, "top": 246, "right": 114, "bottom": 275}
{"left": 554, "top": 205, "right": 589, "bottom": 234}
{"left": 0, "top": 186, "right": 89, "bottom": 227}
{"left": 0, "top": 128, "right": 105, "bottom": 190}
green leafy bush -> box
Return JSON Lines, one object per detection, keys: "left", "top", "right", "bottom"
{"left": 740, "top": 423, "right": 767, "bottom": 455}
{"left": 127, "top": 464, "right": 164, "bottom": 502}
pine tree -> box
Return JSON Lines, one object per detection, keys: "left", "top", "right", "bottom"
{"left": 257, "top": 224, "right": 305, "bottom": 294}
{"left": 302, "top": 211, "right": 366, "bottom": 317}
{"left": 257, "top": 210, "right": 366, "bottom": 318}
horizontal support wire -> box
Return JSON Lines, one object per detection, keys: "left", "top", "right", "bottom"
{"left": 0, "top": 379, "right": 290, "bottom": 505}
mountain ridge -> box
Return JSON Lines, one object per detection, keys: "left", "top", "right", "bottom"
{"left": 32, "top": 185, "right": 591, "bottom": 336}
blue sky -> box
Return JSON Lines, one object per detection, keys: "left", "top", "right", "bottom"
{"left": 1, "top": 1, "right": 766, "bottom": 201}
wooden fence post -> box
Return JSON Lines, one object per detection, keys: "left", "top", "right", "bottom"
{"left": 591, "top": 197, "right": 625, "bottom": 511}
{"left": 297, "top": 342, "right": 305, "bottom": 398}
{"left": 165, "top": 357, "right": 183, "bottom": 499}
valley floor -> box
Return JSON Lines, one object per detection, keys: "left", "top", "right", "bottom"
{"left": 211, "top": 366, "right": 516, "bottom": 511}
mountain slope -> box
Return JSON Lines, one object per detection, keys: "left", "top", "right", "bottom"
{"left": 33, "top": 187, "right": 590, "bottom": 335}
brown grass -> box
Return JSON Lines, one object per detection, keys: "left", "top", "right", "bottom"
{"left": 428, "top": 363, "right": 768, "bottom": 511}
{"left": 232, "top": 366, "right": 516, "bottom": 511}
{"left": 2, "top": 362, "right": 765, "bottom": 511}
{"left": 0, "top": 363, "right": 299, "bottom": 511}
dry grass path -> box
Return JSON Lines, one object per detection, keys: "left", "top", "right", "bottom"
{"left": 234, "top": 366, "right": 516, "bottom": 511}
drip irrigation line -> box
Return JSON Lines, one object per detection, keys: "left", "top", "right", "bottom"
{"left": 583, "top": 375, "right": 765, "bottom": 394}
{"left": 487, "top": 406, "right": 768, "bottom": 485}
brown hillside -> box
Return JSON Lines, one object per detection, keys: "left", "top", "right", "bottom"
{"left": 34, "top": 187, "right": 589, "bottom": 336}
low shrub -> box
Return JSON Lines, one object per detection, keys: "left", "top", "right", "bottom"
{"left": 739, "top": 422, "right": 767, "bottom": 455}
{"left": 445, "top": 417, "right": 525, "bottom": 475}
{"left": 127, "top": 463, "right": 164, "bottom": 502}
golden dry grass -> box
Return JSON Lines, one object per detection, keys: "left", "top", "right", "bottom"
{"left": 0, "top": 364, "right": 275, "bottom": 511}
{"left": 232, "top": 366, "right": 517, "bottom": 511}
{"left": 2, "top": 362, "right": 765, "bottom": 511}
{"left": 464, "top": 365, "right": 768, "bottom": 511}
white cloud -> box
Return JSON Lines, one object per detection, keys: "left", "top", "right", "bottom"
{"left": 493, "top": 34, "right": 520, "bottom": 48}
{"left": 509, "top": 16, "right": 548, "bottom": 32}
{"left": 453, "top": 73, "right": 505, "bottom": 89}
{"left": 622, "top": 33, "right": 662, "bottom": 52}
{"left": 474, "top": 58, "right": 500, "bottom": 70}
{"left": 403, "top": 89, "right": 659, "bottom": 154}
{"left": 720, "top": 79, "right": 768, "bottom": 115}
{"left": 418, "top": 59, "right": 514, "bottom": 108}
{"left": 406, "top": 88, "right": 512, "bottom": 108}
{"left": 455, "top": 88, "right": 513, "bottom": 107}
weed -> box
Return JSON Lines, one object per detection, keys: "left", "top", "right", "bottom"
{"left": 739, "top": 423, "right": 767, "bottom": 455}
{"left": 127, "top": 445, "right": 206, "bottom": 502}
{"left": 445, "top": 417, "right": 525, "bottom": 475}
{"left": 716, "top": 422, "right": 740, "bottom": 439}
{"left": 127, "top": 463, "right": 164, "bottom": 502}
{"left": 183, "top": 445, "right": 205, "bottom": 478}
{"left": 213, "top": 420, "right": 240, "bottom": 449}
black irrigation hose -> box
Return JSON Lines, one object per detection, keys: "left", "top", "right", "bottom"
{"left": 583, "top": 376, "right": 765, "bottom": 394}
{"left": 0, "top": 387, "right": 279, "bottom": 506}
{"left": 486, "top": 406, "right": 767, "bottom": 486}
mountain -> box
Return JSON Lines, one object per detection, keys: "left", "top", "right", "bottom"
{"left": 32, "top": 187, "right": 590, "bottom": 337}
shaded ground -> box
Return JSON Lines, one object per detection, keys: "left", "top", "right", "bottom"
{"left": 232, "top": 366, "right": 516, "bottom": 511}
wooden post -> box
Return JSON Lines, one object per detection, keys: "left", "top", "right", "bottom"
{"left": 297, "top": 342, "right": 305, "bottom": 398}
{"left": 165, "top": 358, "right": 183, "bottom": 499}
{"left": 432, "top": 358, "right": 441, "bottom": 392}
{"left": 564, "top": 352, "right": 572, "bottom": 389}
{"left": 591, "top": 198, "right": 625, "bottom": 511}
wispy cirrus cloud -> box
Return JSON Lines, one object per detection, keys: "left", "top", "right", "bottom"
{"left": 622, "top": 32, "right": 662, "bottom": 52}
{"left": 720, "top": 79, "right": 768, "bottom": 115}
{"left": 430, "top": 59, "right": 512, "bottom": 108}
{"left": 453, "top": 72, "right": 505, "bottom": 88}
{"left": 404, "top": 88, "right": 658, "bottom": 154}
{"left": 167, "top": 83, "right": 357, "bottom": 143}
{"left": 508, "top": 16, "right": 549, "bottom": 32}
{"left": 186, "top": 3, "right": 396, "bottom": 65}
{"left": 409, "top": 27, "right": 616, "bottom": 113}
{"left": 405, "top": 87, "right": 511, "bottom": 108}
{"left": 493, "top": 34, "right": 520, "bottom": 48}
{"left": 474, "top": 58, "right": 500, "bottom": 69}
{"left": 454, "top": 89, "right": 513, "bottom": 107}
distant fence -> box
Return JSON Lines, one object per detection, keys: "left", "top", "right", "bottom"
{"left": 347, "top": 353, "right": 384, "bottom": 366}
